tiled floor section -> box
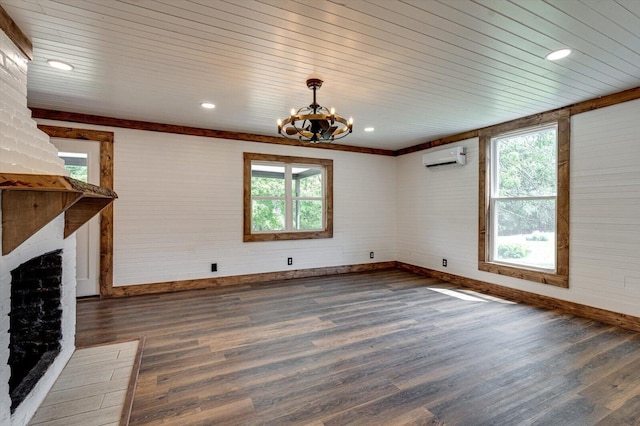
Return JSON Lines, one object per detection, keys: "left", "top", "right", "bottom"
{"left": 28, "top": 340, "right": 140, "bottom": 426}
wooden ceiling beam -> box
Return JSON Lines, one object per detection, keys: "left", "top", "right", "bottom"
{"left": 30, "top": 108, "right": 395, "bottom": 157}
{"left": 0, "top": 6, "right": 32, "bottom": 61}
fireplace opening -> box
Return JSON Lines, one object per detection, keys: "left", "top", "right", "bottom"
{"left": 9, "top": 249, "right": 63, "bottom": 413}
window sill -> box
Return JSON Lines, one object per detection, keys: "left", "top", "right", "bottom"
{"left": 243, "top": 229, "right": 333, "bottom": 242}
{"left": 478, "top": 261, "right": 568, "bottom": 288}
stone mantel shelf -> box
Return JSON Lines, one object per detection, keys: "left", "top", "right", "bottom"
{"left": 0, "top": 173, "right": 118, "bottom": 255}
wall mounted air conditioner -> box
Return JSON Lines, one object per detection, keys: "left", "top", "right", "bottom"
{"left": 422, "top": 146, "right": 466, "bottom": 168}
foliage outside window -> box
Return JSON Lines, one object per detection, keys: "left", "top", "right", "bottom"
{"left": 243, "top": 153, "right": 333, "bottom": 242}
{"left": 479, "top": 115, "right": 569, "bottom": 287}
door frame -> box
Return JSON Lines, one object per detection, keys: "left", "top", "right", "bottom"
{"left": 38, "top": 125, "right": 115, "bottom": 297}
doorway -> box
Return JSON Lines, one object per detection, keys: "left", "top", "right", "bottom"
{"left": 53, "top": 138, "right": 101, "bottom": 297}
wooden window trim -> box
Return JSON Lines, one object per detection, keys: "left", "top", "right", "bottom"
{"left": 243, "top": 152, "right": 333, "bottom": 242}
{"left": 478, "top": 112, "right": 570, "bottom": 288}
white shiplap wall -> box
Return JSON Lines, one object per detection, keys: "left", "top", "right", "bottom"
{"left": 396, "top": 138, "right": 480, "bottom": 276}
{"left": 570, "top": 99, "right": 640, "bottom": 315}
{"left": 397, "top": 98, "right": 640, "bottom": 317}
{"left": 113, "top": 130, "right": 397, "bottom": 285}
{"left": 32, "top": 122, "right": 397, "bottom": 287}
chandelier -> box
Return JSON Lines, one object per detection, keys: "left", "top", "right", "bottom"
{"left": 277, "top": 78, "right": 353, "bottom": 143}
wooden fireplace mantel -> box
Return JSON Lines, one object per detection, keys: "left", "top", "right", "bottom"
{"left": 0, "top": 173, "right": 117, "bottom": 255}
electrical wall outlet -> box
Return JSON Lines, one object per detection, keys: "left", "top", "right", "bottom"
{"left": 442, "top": 259, "right": 447, "bottom": 267}
{"left": 287, "top": 257, "right": 293, "bottom": 265}
{"left": 211, "top": 263, "right": 217, "bottom": 272}
{"left": 370, "top": 251, "right": 374, "bottom": 259}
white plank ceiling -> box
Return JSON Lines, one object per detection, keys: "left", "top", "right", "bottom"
{"left": 2, "top": 0, "right": 640, "bottom": 150}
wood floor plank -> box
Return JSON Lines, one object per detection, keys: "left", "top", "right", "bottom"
{"left": 76, "top": 269, "right": 640, "bottom": 425}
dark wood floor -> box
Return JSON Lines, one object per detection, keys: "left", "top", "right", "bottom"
{"left": 76, "top": 269, "right": 640, "bottom": 425}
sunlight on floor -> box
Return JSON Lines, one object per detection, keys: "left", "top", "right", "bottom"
{"left": 427, "top": 287, "right": 517, "bottom": 304}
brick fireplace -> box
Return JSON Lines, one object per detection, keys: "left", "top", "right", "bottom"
{"left": 1, "top": 24, "right": 77, "bottom": 425}
{"left": 8, "top": 250, "right": 63, "bottom": 413}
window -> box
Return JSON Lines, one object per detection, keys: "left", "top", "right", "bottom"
{"left": 479, "top": 114, "right": 569, "bottom": 287}
{"left": 243, "top": 153, "right": 333, "bottom": 242}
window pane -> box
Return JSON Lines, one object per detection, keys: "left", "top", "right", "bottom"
{"left": 59, "top": 154, "right": 88, "bottom": 182}
{"left": 496, "top": 127, "right": 557, "bottom": 197}
{"left": 493, "top": 199, "right": 556, "bottom": 270}
{"left": 251, "top": 164, "right": 285, "bottom": 197}
{"left": 292, "top": 200, "right": 323, "bottom": 230}
{"left": 292, "top": 167, "right": 323, "bottom": 197}
{"left": 252, "top": 199, "right": 285, "bottom": 231}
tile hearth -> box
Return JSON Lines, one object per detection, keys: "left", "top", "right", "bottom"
{"left": 28, "top": 340, "right": 141, "bottom": 426}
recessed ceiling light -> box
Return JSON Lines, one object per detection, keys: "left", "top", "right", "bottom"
{"left": 201, "top": 102, "right": 215, "bottom": 109}
{"left": 364, "top": 127, "right": 375, "bottom": 132}
{"left": 545, "top": 49, "right": 571, "bottom": 61}
{"left": 47, "top": 59, "right": 74, "bottom": 71}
